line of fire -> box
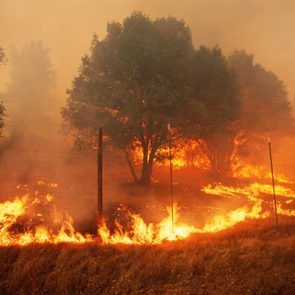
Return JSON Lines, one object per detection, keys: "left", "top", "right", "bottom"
{"left": 2, "top": 5, "right": 295, "bottom": 294}
{"left": 1, "top": 13, "right": 295, "bottom": 246}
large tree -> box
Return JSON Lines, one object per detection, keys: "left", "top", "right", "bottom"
{"left": 62, "top": 12, "right": 194, "bottom": 186}
{"left": 227, "top": 50, "right": 294, "bottom": 172}
{"left": 181, "top": 46, "right": 240, "bottom": 177}
{"left": 182, "top": 49, "right": 294, "bottom": 178}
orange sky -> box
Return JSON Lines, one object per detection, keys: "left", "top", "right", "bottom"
{"left": 1, "top": 0, "right": 295, "bottom": 102}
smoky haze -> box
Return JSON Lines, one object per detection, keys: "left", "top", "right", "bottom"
{"left": 1, "top": 0, "right": 295, "bottom": 225}
{"left": 1, "top": 0, "right": 295, "bottom": 98}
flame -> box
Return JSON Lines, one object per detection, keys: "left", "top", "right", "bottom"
{"left": 132, "top": 139, "right": 211, "bottom": 170}
{"left": 200, "top": 201, "right": 269, "bottom": 232}
{"left": 2, "top": 178, "right": 295, "bottom": 246}
{"left": 0, "top": 184, "right": 92, "bottom": 246}
{"left": 277, "top": 203, "right": 295, "bottom": 216}
{"left": 232, "top": 163, "right": 293, "bottom": 184}
{"left": 202, "top": 183, "right": 295, "bottom": 200}
{"left": 98, "top": 204, "right": 196, "bottom": 244}
{"left": 98, "top": 199, "right": 271, "bottom": 244}
{"left": 202, "top": 182, "right": 295, "bottom": 222}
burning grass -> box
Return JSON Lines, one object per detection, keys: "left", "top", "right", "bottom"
{"left": 1, "top": 219, "right": 295, "bottom": 295}
{"left": 1, "top": 179, "right": 295, "bottom": 246}
{"left": 2, "top": 177, "right": 295, "bottom": 293}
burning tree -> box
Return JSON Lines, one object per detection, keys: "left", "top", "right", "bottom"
{"left": 227, "top": 50, "right": 294, "bottom": 173}
{"left": 181, "top": 46, "right": 240, "bottom": 177}
{"left": 62, "top": 12, "right": 193, "bottom": 186}
{"left": 182, "top": 49, "right": 294, "bottom": 178}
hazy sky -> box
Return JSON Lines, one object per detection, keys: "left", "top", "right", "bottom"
{"left": 1, "top": 0, "right": 295, "bottom": 101}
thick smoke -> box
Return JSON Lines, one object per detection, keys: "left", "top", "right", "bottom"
{"left": 1, "top": 0, "right": 295, "bottom": 226}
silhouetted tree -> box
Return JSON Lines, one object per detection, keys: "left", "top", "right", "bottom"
{"left": 62, "top": 12, "right": 194, "bottom": 186}
{"left": 226, "top": 50, "right": 294, "bottom": 171}
{"left": 181, "top": 46, "right": 240, "bottom": 177}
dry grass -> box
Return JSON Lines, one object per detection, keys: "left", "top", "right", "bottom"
{"left": 1, "top": 218, "right": 295, "bottom": 295}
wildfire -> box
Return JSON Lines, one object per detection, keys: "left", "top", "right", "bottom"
{"left": 232, "top": 163, "right": 292, "bottom": 184}
{"left": 202, "top": 182, "right": 295, "bottom": 200}
{"left": 1, "top": 178, "right": 295, "bottom": 246}
{"left": 200, "top": 201, "right": 269, "bottom": 232}
{"left": 98, "top": 204, "right": 196, "bottom": 245}
{"left": 98, "top": 200, "right": 269, "bottom": 244}
{"left": 0, "top": 183, "right": 92, "bottom": 246}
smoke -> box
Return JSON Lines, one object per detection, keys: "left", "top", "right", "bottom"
{"left": 1, "top": 0, "right": 295, "bottom": 225}
{"left": 1, "top": 0, "right": 295, "bottom": 96}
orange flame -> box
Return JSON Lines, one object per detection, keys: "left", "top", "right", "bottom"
{"left": 98, "top": 204, "right": 196, "bottom": 244}
{"left": 2, "top": 179, "right": 295, "bottom": 246}
{"left": 98, "top": 200, "right": 270, "bottom": 244}
{"left": 0, "top": 187, "right": 92, "bottom": 246}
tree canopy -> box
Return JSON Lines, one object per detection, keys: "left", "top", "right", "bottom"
{"left": 63, "top": 12, "right": 295, "bottom": 184}
{"left": 227, "top": 50, "right": 294, "bottom": 170}
{"left": 62, "top": 12, "right": 194, "bottom": 185}
{"left": 181, "top": 46, "right": 240, "bottom": 176}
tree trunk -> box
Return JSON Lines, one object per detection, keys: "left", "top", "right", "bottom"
{"left": 140, "top": 161, "right": 153, "bottom": 186}
{"left": 123, "top": 149, "right": 139, "bottom": 184}
{"left": 138, "top": 141, "right": 151, "bottom": 186}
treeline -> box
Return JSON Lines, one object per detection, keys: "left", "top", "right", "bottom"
{"left": 62, "top": 12, "right": 294, "bottom": 186}
{"left": 0, "top": 12, "right": 294, "bottom": 187}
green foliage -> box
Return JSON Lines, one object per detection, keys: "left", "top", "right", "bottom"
{"left": 62, "top": 12, "right": 194, "bottom": 185}
{"left": 63, "top": 12, "right": 294, "bottom": 183}
{"left": 181, "top": 46, "right": 240, "bottom": 176}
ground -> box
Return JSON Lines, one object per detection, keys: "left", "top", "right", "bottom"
{"left": 1, "top": 218, "right": 295, "bottom": 295}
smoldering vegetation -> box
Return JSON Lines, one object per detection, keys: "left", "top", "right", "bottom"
{"left": 0, "top": 10, "right": 295, "bottom": 235}
{"left": 1, "top": 219, "right": 295, "bottom": 295}
{"left": 0, "top": 5, "right": 295, "bottom": 294}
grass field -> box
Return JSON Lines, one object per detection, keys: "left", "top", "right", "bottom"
{"left": 1, "top": 218, "right": 295, "bottom": 295}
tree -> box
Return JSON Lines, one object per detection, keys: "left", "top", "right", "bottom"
{"left": 62, "top": 12, "right": 194, "bottom": 186}
{"left": 5, "top": 41, "right": 55, "bottom": 133}
{"left": 227, "top": 50, "right": 294, "bottom": 171}
{"left": 181, "top": 46, "right": 240, "bottom": 177}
